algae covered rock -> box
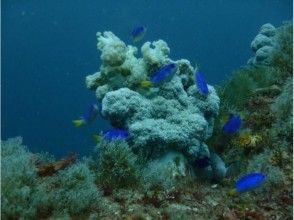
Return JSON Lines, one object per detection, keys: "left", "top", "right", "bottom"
{"left": 248, "top": 23, "right": 277, "bottom": 65}
{"left": 101, "top": 76, "right": 219, "bottom": 163}
{"left": 142, "top": 151, "right": 191, "bottom": 189}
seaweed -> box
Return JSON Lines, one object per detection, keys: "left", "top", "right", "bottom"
{"left": 271, "top": 22, "right": 293, "bottom": 75}
{"left": 217, "top": 68, "right": 257, "bottom": 111}
{"left": 96, "top": 140, "right": 141, "bottom": 189}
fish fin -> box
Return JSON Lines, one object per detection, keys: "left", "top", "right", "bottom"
{"left": 133, "top": 36, "right": 142, "bottom": 43}
{"left": 225, "top": 162, "right": 241, "bottom": 178}
{"left": 92, "top": 134, "right": 102, "bottom": 144}
{"left": 132, "top": 34, "right": 144, "bottom": 43}
{"left": 228, "top": 188, "right": 237, "bottom": 196}
{"left": 140, "top": 80, "right": 152, "bottom": 88}
{"left": 72, "top": 119, "right": 85, "bottom": 127}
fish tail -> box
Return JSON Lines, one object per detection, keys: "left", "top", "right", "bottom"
{"left": 140, "top": 80, "right": 152, "bottom": 88}
{"left": 92, "top": 134, "right": 102, "bottom": 143}
{"left": 133, "top": 35, "right": 144, "bottom": 43}
{"left": 72, "top": 119, "right": 86, "bottom": 127}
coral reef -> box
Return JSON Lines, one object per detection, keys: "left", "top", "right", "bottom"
{"left": 1, "top": 137, "right": 103, "bottom": 219}
{"left": 248, "top": 23, "right": 277, "bottom": 65}
{"left": 1, "top": 21, "right": 292, "bottom": 219}
{"left": 86, "top": 31, "right": 220, "bottom": 170}
{"left": 1, "top": 137, "right": 48, "bottom": 219}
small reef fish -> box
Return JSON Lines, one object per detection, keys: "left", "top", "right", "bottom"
{"left": 131, "top": 26, "right": 147, "bottom": 42}
{"left": 93, "top": 128, "right": 129, "bottom": 142}
{"left": 104, "top": 128, "right": 129, "bottom": 140}
{"left": 223, "top": 114, "right": 242, "bottom": 134}
{"left": 140, "top": 80, "right": 153, "bottom": 88}
{"left": 230, "top": 172, "right": 266, "bottom": 195}
{"left": 93, "top": 133, "right": 103, "bottom": 144}
{"left": 195, "top": 71, "right": 209, "bottom": 95}
{"left": 72, "top": 103, "right": 99, "bottom": 127}
{"left": 150, "top": 63, "right": 177, "bottom": 84}
{"left": 139, "top": 63, "right": 177, "bottom": 88}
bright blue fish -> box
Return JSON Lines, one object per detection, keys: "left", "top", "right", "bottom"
{"left": 131, "top": 26, "right": 147, "bottom": 42}
{"left": 103, "top": 129, "right": 129, "bottom": 140}
{"left": 235, "top": 172, "right": 266, "bottom": 193}
{"left": 72, "top": 104, "right": 99, "bottom": 127}
{"left": 195, "top": 71, "right": 209, "bottom": 95}
{"left": 150, "top": 63, "right": 177, "bottom": 84}
{"left": 223, "top": 114, "right": 242, "bottom": 134}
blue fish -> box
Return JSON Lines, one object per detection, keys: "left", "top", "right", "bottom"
{"left": 150, "top": 63, "right": 177, "bottom": 84}
{"left": 194, "top": 156, "right": 211, "bottom": 169}
{"left": 223, "top": 114, "right": 242, "bottom": 134}
{"left": 131, "top": 26, "right": 147, "bottom": 42}
{"left": 103, "top": 128, "right": 129, "bottom": 140}
{"left": 235, "top": 172, "right": 266, "bottom": 193}
{"left": 72, "top": 104, "right": 99, "bottom": 127}
{"left": 195, "top": 71, "right": 209, "bottom": 95}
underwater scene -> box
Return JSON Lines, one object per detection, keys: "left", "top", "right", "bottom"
{"left": 1, "top": 1, "right": 293, "bottom": 219}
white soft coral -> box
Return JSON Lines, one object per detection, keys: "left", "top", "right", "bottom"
{"left": 96, "top": 31, "right": 127, "bottom": 66}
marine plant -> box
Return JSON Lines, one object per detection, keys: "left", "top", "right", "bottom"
{"left": 1, "top": 137, "right": 48, "bottom": 219}
{"left": 244, "top": 111, "right": 276, "bottom": 130}
{"left": 246, "top": 150, "right": 286, "bottom": 192}
{"left": 217, "top": 68, "right": 257, "bottom": 111}
{"left": 209, "top": 22, "right": 293, "bottom": 196}
{"left": 40, "top": 162, "right": 102, "bottom": 216}
{"left": 217, "top": 64, "right": 278, "bottom": 113}
{"left": 216, "top": 21, "right": 292, "bottom": 127}
{"left": 270, "top": 147, "right": 289, "bottom": 168}
{"left": 95, "top": 140, "right": 140, "bottom": 189}
{"left": 1, "top": 137, "right": 102, "bottom": 219}
{"left": 271, "top": 21, "right": 293, "bottom": 75}
{"left": 271, "top": 77, "right": 293, "bottom": 119}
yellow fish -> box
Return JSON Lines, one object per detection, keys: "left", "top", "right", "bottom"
{"left": 72, "top": 119, "right": 86, "bottom": 127}
{"left": 92, "top": 134, "right": 102, "bottom": 144}
{"left": 140, "top": 80, "right": 152, "bottom": 88}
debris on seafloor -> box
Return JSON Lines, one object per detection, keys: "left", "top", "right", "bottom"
{"left": 36, "top": 153, "right": 76, "bottom": 177}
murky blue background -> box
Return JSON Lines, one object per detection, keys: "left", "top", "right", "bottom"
{"left": 2, "top": 0, "right": 292, "bottom": 157}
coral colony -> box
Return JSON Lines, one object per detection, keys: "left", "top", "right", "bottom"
{"left": 2, "top": 22, "right": 292, "bottom": 219}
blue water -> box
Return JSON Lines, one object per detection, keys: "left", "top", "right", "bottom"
{"left": 2, "top": 0, "right": 292, "bottom": 158}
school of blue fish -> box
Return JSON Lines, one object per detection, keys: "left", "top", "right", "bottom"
{"left": 73, "top": 26, "right": 266, "bottom": 194}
